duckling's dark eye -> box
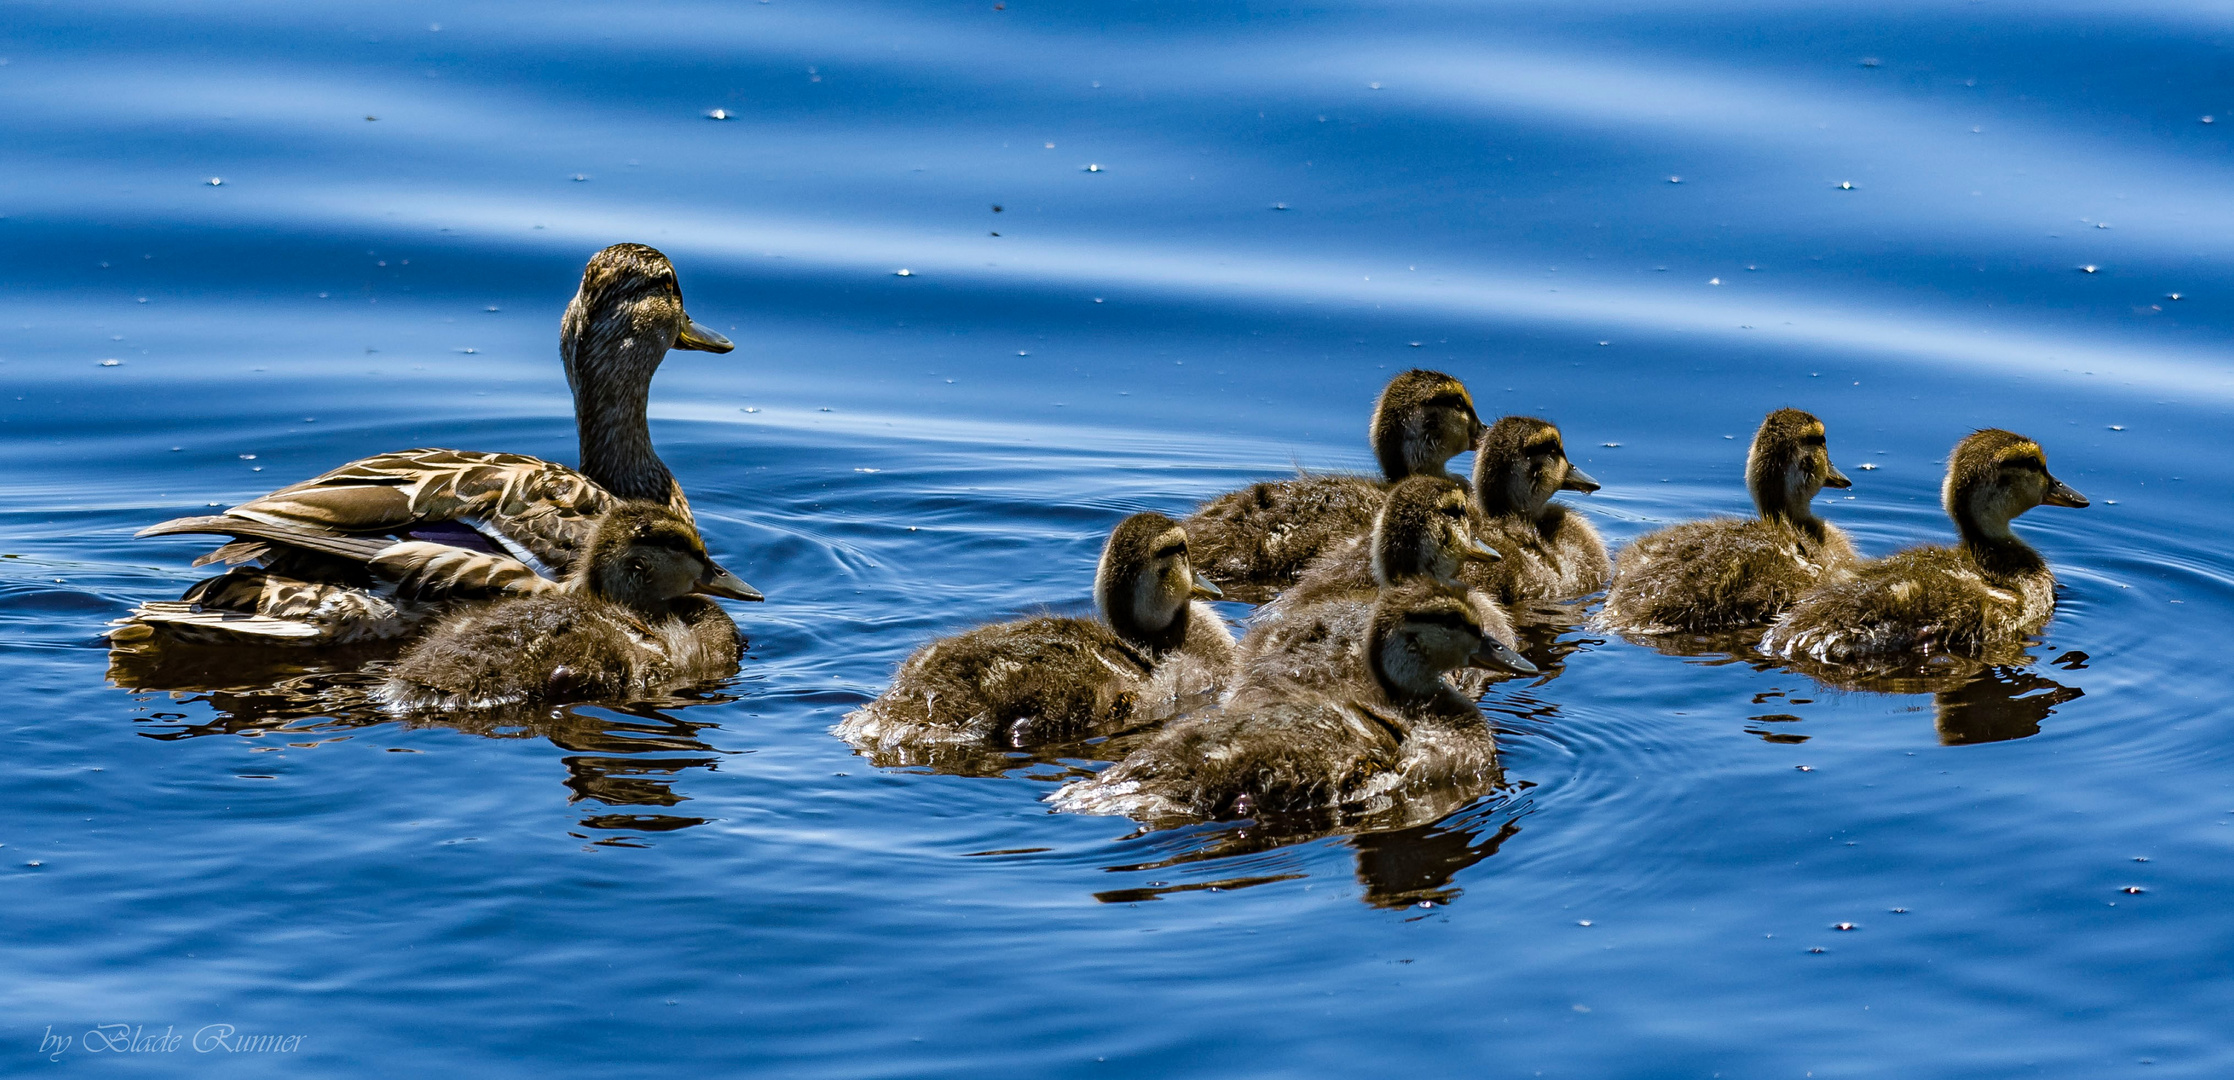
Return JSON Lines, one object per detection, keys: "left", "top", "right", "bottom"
{"left": 1439, "top": 505, "right": 1468, "bottom": 520}
{"left": 1153, "top": 543, "right": 1186, "bottom": 560}
{"left": 1803, "top": 434, "right": 1826, "bottom": 447}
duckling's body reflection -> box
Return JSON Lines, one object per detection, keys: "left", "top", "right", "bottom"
{"left": 1620, "top": 629, "right": 2085, "bottom": 746}
{"left": 1089, "top": 796, "right": 1526, "bottom": 909}
{"left": 1930, "top": 664, "right": 2085, "bottom": 745}
{"left": 107, "top": 643, "right": 738, "bottom": 836}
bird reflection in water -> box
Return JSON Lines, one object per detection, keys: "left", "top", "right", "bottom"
{"left": 1619, "top": 628, "right": 2086, "bottom": 746}
{"left": 1088, "top": 798, "right": 1527, "bottom": 909}
{"left": 1772, "top": 647, "right": 2086, "bottom": 746}
{"left": 1930, "top": 661, "right": 2086, "bottom": 745}
{"left": 107, "top": 640, "right": 739, "bottom": 839}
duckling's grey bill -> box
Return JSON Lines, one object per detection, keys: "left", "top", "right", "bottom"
{"left": 1467, "top": 538, "right": 1503, "bottom": 562}
{"left": 675, "top": 319, "right": 734, "bottom": 353}
{"left": 1190, "top": 572, "right": 1222, "bottom": 600}
{"left": 1824, "top": 466, "right": 1853, "bottom": 489}
{"left": 2044, "top": 479, "right": 2088, "bottom": 508}
{"left": 696, "top": 565, "right": 764, "bottom": 601}
{"left": 1471, "top": 638, "right": 1537, "bottom": 675}
{"left": 1561, "top": 467, "right": 1601, "bottom": 493}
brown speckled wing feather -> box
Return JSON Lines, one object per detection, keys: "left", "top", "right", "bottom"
{"left": 366, "top": 542, "right": 564, "bottom": 603}
{"left": 167, "top": 448, "right": 623, "bottom": 574}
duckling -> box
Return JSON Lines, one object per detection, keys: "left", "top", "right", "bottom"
{"left": 1463, "top": 416, "right": 1609, "bottom": 605}
{"left": 379, "top": 504, "right": 754, "bottom": 710}
{"left": 1599, "top": 408, "right": 1859, "bottom": 633}
{"left": 1760, "top": 429, "right": 2088, "bottom": 664}
{"left": 1048, "top": 579, "right": 1513, "bottom": 826}
{"left": 121, "top": 243, "right": 740, "bottom": 646}
{"left": 1182, "top": 370, "right": 1486, "bottom": 592}
{"left": 1237, "top": 475, "right": 1532, "bottom": 699}
{"left": 834, "top": 512, "right": 1236, "bottom": 751}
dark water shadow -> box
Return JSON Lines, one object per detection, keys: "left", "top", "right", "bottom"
{"left": 1928, "top": 663, "right": 2087, "bottom": 746}
{"left": 107, "top": 640, "right": 741, "bottom": 836}
{"left": 1614, "top": 629, "right": 2088, "bottom": 746}
{"left": 1088, "top": 793, "right": 1528, "bottom": 909}
{"left": 1776, "top": 649, "right": 2087, "bottom": 747}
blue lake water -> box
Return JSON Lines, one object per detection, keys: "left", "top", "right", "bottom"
{"left": 4, "top": 0, "right": 2232, "bottom": 1074}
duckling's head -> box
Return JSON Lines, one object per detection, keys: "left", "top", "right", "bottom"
{"left": 1371, "top": 475, "right": 1501, "bottom": 587}
{"left": 1747, "top": 408, "right": 1851, "bottom": 526}
{"left": 579, "top": 503, "right": 762, "bottom": 610}
{"left": 1365, "top": 580, "right": 1537, "bottom": 701}
{"left": 1471, "top": 416, "right": 1599, "bottom": 519}
{"left": 1944, "top": 429, "right": 2088, "bottom": 543}
{"left": 1370, "top": 370, "right": 1487, "bottom": 482}
{"left": 1095, "top": 512, "right": 1221, "bottom": 657}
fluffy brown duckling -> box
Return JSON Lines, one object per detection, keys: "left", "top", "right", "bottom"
{"left": 1048, "top": 579, "right": 1514, "bottom": 826}
{"left": 834, "top": 512, "right": 1236, "bottom": 751}
{"left": 1182, "top": 370, "right": 1486, "bottom": 592}
{"left": 1760, "top": 429, "right": 2087, "bottom": 664}
{"left": 1237, "top": 475, "right": 1532, "bottom": 698}
{"left": 1462, "top": 416, "right": 1609, "bottom": 605}
{"left": 1600, "top": 408, "right": 1859, "bottom": 633}
{"left": 378, "top": 504, "right": 756, "bottom": 710}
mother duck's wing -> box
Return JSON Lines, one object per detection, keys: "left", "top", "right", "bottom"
{"left": 142, "top": 448, "right": 621, "bottom": 578}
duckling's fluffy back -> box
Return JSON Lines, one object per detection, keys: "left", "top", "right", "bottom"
{"left": 1182, "top": 475, "right": 1385, "bottom": 591}
{"left": 380, "top": 594, "right": 739, "bottom": 709}
{"left": 1465, "top": 504, "right": 1610, "bottom": 605}
{"left": 1601, "top": 516, "right": 1858, "bottom": 634}
{"left": 1047, "top": 686, "right": 1406, "bottom": 823}
{"left": 1760, "top": 544, "right": 2053, "bottom": 663}
{"left": 835, "top": 606, "right": 1235, "bottom": 751}
{"left": 1048, "top": 677, "right": 1495, "bottom": 827}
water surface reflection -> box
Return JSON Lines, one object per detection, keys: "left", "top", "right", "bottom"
{"left": 110, "top": 643, "right": 738, "bottom": 834}
{"left": 1623, "top": 628, "right": 2088, "bottom": 745}
{"left": 1089, "top": 796, "right": 1527, "bottom": 909}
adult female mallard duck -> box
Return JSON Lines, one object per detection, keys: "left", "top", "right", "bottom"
{"left": 1048, "top": 579, "right": 1511, "bottom": 826}
{"left": 379, "top": 504, "right": 754, "bottom": 710}
{"left": 113, "top": 495, "right": 761, "bottom": 646}
{"left": 1599, "top": 408, "right": 1858, "bottom": 634}
{"left": 1760, "top": 429, "right": 2087, "bottom": 664}
{"left": 834, "top": 512, "right": 1237, "bottom": 752}
{"left": 116, "top": 243, "right": 738, "bottom": 645}
{"left": 1182, "top": 370, "right": 1486, "bottom": 592}
{"left": 1463, "top": 416, "right": 1608, "bottom": 605}
{"left": 1237, "top": 475, "right": 1532, "bottom": 698}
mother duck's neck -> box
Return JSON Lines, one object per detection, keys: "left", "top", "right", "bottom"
{"left": 575, "top": 376, "right": 677, "bottom": 504}
{"left": 565, "top": 322, "right": 679, "bottom": 506}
